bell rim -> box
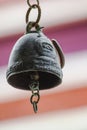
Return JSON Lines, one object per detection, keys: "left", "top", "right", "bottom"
{"left": 6, "top": 68, "right": 63, "bottom": 89}
{"left": 7, "top": 68, "right": 62, "bottom": 80}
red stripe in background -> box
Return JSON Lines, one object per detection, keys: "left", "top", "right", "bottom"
{"left": 0, "top": 0, "right": 22, "bottom": 6}
{"left": 0, "top": 21, "right": 87, "bottom": 66}
{"left": 0, "top": 0, "right": 44, "bottom": 7}
{"left": 0, "top": 86, "right": 87, "bottom": 121}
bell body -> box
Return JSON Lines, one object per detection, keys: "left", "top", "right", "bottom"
{"left": 6, "top": 31, "right": 65, "bottom": 90}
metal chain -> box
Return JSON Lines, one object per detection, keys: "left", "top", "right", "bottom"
{"left": 29, "top": 80, "right": 40, "bottom": 113}
{"left": 26, "top": 0, "right": 41, "bottom": 33}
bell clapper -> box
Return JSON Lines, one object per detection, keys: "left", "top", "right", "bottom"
{"left": 29, "top": 72, "right": 40, "bottom": 113}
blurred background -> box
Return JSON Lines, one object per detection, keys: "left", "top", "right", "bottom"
{"left": 0, "top": 0, "right": 87, "bottom": 129}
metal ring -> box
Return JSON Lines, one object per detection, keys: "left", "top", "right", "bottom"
{"left": 30, "top": 93, "right": 40, "bottom": 104}
{"left": 26, "top": 4, "right": 41, "bottom": 24}
{"left": 26, "top": 4, "right": 41, "bottom": 32}
{"left": 29, "top": 80, "right": 39, "bottom": 93}
{"left": 26, "top": 21, "right": 37, "bottom": 32}
{"left": 27, "top": 0, "right": 39, "bottom": 7}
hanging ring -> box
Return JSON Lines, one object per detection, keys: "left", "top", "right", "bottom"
{"left": 29, "top": 80, "right": 39, "bottom": 94}
{"left": 26, "top": 4, "right": 41, "bottom": 24}
{"left": 26, "top": 4, "right": 41, "bottom": 32}
{"left": 27, "top": 0, "right": 39, "bottom": 7}
{"left": 30, "top": 93, "right": 40, "bottom": 104}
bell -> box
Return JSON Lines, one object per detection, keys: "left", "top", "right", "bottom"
{"left": 6, "top": 31, "right": 65, "bottom": 90}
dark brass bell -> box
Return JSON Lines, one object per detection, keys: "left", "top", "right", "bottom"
{"left": 6, "top": 31, "right": 65, "bottom": 90}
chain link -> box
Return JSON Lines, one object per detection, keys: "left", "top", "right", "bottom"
{"left": 27, "top": 0, "right": 39, "bottom": 7}
{"left": 26, "top": 0, "right": 41, "bottom": 33}
{"left": 29, "top": 80, "right": 40, "bottom": 113}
